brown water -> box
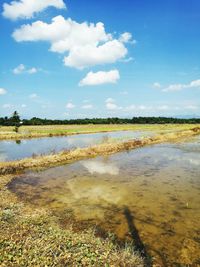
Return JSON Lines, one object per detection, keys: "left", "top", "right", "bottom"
{"left": 8, "top": 136, "right": 200, "bottom": 266}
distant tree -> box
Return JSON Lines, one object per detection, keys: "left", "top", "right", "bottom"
{"left": 10, "top": 111, "right": 21, "bottom": 132}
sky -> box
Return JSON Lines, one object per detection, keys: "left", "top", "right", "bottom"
{"left": 0, "top": 0, "right": 200, "bottom": 119}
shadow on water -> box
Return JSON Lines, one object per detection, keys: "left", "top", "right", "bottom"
{"left": 123, "top": 206, "right": 152, "bottom": 267}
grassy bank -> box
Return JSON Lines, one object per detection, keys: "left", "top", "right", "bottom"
{"left": 1, "top": 127, "right": 199, "bottom": 175}
{"left": 0, "top": 175, "right": 144, "bottom": 267}
{"left": 0, "top": 123, "right": 199, "bottom": 140}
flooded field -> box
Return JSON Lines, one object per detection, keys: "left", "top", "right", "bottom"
{"left": 0, "top": 130, "right": 153, "bottom": 162}
{"left": 8, "top": 136, "right": 200, "bottom": 266}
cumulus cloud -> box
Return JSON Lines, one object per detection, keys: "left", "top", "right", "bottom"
{"left": 13, "top": 64, "right": 25, "bottom": 74}
{"left": 105, "top": 98, "right": 121, "bottom": 110}
{"left": 79, "top": 70, "right": 120, "bottom": 86}
{"left": 12, "top": 15, "right": 133, "bottom": 69}
{"left": 66, "top": 102, "right": 75, "bottom": 109}
{"left": 2, "top": 0, "right": 66, "bottom": 20}
{"left": 119, "top": 32, "right": 134, "bottom": 43}
{"left": 27, "top": 67, "right": 37, "bottom": 74}
{"left": 13, "top": 64, "right": 38, "bottom": 74}
{"left": 0, "top": 88, "right": 7, "bottom": 95}
{"left": 64, "top": 40, "right": 127, "bottom": 69}
{"left": 162, "top": 79, "right": 200, "bottom": 92}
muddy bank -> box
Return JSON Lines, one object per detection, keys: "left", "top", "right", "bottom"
{"left": 0, "top": 127, "right": 200, "bottom": 175}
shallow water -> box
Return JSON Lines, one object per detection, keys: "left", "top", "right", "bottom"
{"left": 0, "top": 130, "right": 153, "bottom": 161}
{"left": 8, "top": 136, "right": 200, "bottom": 266}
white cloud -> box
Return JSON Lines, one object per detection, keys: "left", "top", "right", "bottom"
{"left": 185, "top": 105, "right": 199, "bottom": 110}
{"left": 105, "top": 98, "right": 121, "bottom": 110}
{"left": 2, "top": 0, "right": 66, "bottom": 20}
{"left": 12, "top": 15, "right": 133, "bottom": 69}
{"left": 138, "top": 105, "right": 152, "bottom": 110}
{"left": 13, "top": 64, "right": 38, "bottom": 74}
{"left": 21, "top": 104, "right": 27, "bottom": 108}
{"left": 122, "top": 103, "right": 200, "bottom": 114}
{"left": 79, "top": 70, "right": 120, "bottom": 86}
{"left": 106, "top": 102, "right": 119, "bottom": 110}
{"left": 124, "top": 105, "right": 155, "bottom": 112}
{"left": 119, "top": 32, "right": 134, "bottom": 43}
{"left": 157, "top": 105, "right": 169, "bottom": 110}
{"left": 124, "top": 105, "right": 136, "bottom": 111}
{"left": 120, "top": 57, "right": 133, "bottom": 63}
{"left": 29, "top": 93, "right": 38, "bottom": 99}
{"left": 27, "top": 67, "right": 37, "bottom": 74}
{"left": 0, "top": 88, "right": 7, "bottom": 95}
{"left": 162, "top": 79, "right": 200, "bottom": 92}
{"left": 105, "top": 98, "right": 115, "bottom": 103}
{"left": 81, "top": 104, "right": 93, "bottom": 109}
{"left": 153, "top": 82, "right": 161, "bottom": 89}
{"left": 13, "top": 64, "right": 25, "bottom": 74}
{"left": 66, "top": 102, "right": 75, "bottom": 109}
{"left": 64, "top": 40, "right": 127, "bottom": 69}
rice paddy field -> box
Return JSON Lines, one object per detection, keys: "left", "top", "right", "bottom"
{"left": 0, "top": 124, "right": 200, "bottom": 266}
{"left": 0, "top": 123, "right": 199, "bottom": 140}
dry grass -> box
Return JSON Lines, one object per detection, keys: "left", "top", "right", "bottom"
{"left": 0, "top": 175, "right": 144, "bottom": 267}
{"left": 1, "top": 127, "right": 199, "bottom": 175}
{"left": 0, "top": 124, "right": 199, "bottom": 140}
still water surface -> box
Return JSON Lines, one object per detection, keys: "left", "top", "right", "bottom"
{"left": 8, "top": 136, "right": 200, "bottom": 266}
{"left": 0, "top": 130, "right": 153, "bottom": 161}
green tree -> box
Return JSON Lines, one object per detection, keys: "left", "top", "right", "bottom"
{"left": 10, "top": 111, "right": 21, "bottom": 132}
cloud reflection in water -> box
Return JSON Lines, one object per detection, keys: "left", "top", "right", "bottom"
{"left": 81, "top": 160, "right": 119, "bottom": 175}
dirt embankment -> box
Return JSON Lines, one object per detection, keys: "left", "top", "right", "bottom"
{"left": 0, "top": 127, "right": 199, "bottom": 175}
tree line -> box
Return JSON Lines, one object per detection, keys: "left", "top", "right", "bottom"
{"left": 0, "top": 111, "right": 200, "bottom": 126}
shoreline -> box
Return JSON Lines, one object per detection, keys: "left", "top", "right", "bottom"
{"left": 0, "top": 123, "right": 199, "bottom": 141}
{"left": 0, "top": 127, "right": 199, "bottom": 175}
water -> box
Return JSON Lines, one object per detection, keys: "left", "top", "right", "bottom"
{"left": 0, "top": 130, "right": 153, "bottom": 161}
{"left": 8, "top": 136, "right": 200, "bottom": 266}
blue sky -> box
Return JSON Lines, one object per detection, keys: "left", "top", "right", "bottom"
{"left": 0, "top": 0, "right": 200, "bottom": 119}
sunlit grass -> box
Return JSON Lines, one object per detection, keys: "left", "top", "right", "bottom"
{"left": 0, "top": 123, "right": 200, "bottom": 140}
{"left": 0, "top": 175, "right": 144, "bottom": 267}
